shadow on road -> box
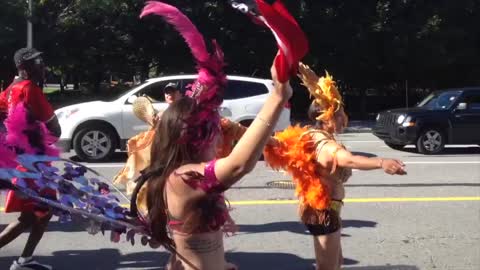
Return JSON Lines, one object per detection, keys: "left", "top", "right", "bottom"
{"left": 0, "top": 249, "right": 369, "bottom": 270}
{"left": 226, "top": 251, "right": 361, "bottom": 269}
{"left": 1, "top": 217, "right": 130, "bottom": 234}
{"left": 343, "top": 266, "right": 419, "bottom": 270}
{"left": 226, "top": 251, "right": 316, "bottom": 269}
{"left": 237, "top": 220, "right": 377, "bottom": 235}
{"left": 0, "top": 249, "right": 169, "bottom": 270}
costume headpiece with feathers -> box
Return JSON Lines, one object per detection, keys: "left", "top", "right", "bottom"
{"left": 141, "top": 1, "right": 227, "bottom": 151}
{"left": 298, "top": 63, "right": 344, "bottom": 123}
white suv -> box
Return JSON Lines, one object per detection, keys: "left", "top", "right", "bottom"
{"left": 55, "top": 75, "right": 291, "bottom": 162}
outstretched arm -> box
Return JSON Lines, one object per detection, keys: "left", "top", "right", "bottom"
{"left": 320, "top": 142, "right": 407, "bottom": 175}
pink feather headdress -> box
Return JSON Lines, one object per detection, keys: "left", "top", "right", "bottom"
{"left": 141, "top": 1, "right": 227, "bottom": 151}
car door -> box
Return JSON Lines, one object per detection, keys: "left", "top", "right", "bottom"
{"left": 121, "top": 80, "right": 173, "bottom": 139}
{"left": 223, "top": 80, "right": 269, "bottom": 123}
{"left": 450, "top": 92, "right": 480, "bottom": 143}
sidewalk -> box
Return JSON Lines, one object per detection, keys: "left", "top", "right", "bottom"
{"left": 291, "top": 120, "right": 375, "bottom": 133}
{"left": 344, "top": 120, "right": 375, "bottom": 133}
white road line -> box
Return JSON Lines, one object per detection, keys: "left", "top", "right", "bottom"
{"left": 404, "top": 161, "right": 480, "bottom": 164}
{"left": 381, "top": 145, "right": 479, "bottom": 148}
{"left": 342, "top": 141, "right": 380, "bottom": 143}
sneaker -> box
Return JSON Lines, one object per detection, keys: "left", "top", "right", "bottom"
{"left": 10, "top": 259, "right": 52, "bottom": 270}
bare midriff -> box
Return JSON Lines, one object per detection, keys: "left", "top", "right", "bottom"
{"left": 169, "top": 230, "right": 227, "bottom": 270}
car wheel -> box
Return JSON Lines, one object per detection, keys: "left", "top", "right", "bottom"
{"left": 416, "top": 128, "right": 445, "bottom": 154}
{"left": 73, "top": 124, "right": 117, "bottom": 162}
{"left": 239, "top": 119, "right": 253, "bottom": 127}
{"left": 385, "top": 142, "right": 406, "bottom": 150}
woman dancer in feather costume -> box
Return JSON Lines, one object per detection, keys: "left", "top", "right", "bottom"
{"left": 131, "top": 2, "right": 293, "bottom": 269}
{"left": 264, "top": 63, "right": 407, "bottom": 270}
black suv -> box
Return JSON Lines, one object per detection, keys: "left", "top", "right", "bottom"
{"left": 373, "top": 87, "right": 480, "bottom": 154}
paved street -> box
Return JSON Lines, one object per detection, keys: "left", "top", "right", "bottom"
{"left": 1, "top": 133, "right": 479, "bottom": 270}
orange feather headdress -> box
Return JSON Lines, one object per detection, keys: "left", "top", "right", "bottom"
{"left": 298, "top": 63, "right": 343, "bottom": 122}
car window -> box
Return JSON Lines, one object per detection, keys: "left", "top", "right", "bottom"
{"left": 463, "top": 93, "right": 480, "bottom": 111}
{"left": 137, "top": 80, "right": 181, "bottom": 103}
{"left": 417, "top": 91, "right": 462, "bottom": 110}
{"left": 224, "top": 80, "right": 268, "bottom": 99}
{"left": 178, "top": 79, "right": 269, "bottom": 100}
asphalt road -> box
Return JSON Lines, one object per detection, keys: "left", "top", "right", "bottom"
{"left": 1, "top": 133, "right": 479, "bottom": 270}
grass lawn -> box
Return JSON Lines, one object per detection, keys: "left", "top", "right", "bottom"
{"left": 43, "top": 87, "right": 60, "bottom": 94}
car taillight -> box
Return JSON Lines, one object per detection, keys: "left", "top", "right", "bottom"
{"left": 284, "top": 101, "right": 291, "bottom": 109}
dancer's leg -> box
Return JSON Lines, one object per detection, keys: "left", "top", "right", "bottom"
{"left": 312, "top": 229, "right": 342, "bottom": 270}
{"left": 20, "top": 211, "right": 52, "bottom": 257}
{"left": 0, "top": 212, "right": 35, "bottom": 249}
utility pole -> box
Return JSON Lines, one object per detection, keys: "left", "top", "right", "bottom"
{"left": 27, "top": 0, "right": 33, "bottom": 48}
{"left": 405, "top": 79, "right": 409, "bottom": 108}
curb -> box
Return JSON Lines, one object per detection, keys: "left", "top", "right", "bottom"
{"left": 344, "top": 128, "right": 373, "bottom": 133}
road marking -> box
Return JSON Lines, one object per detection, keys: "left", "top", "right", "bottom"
{"left": 381, "top": 145, "right": 479, "bottom": 148}
{"left": 403, "top": 161, "right": 480, "bottom": 164}
{"left": 226, "top": 197, "right": 480, "bottom": 205}
{"left": 76, "top": 160, "right": 480, "bottom": 170}
{"left": 3, "top": 197, "right": 477, "bottom": 212}
{"left": 342, "top": 141, "right": 380, "bottom": 143}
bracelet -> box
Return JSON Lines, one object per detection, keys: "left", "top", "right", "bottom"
{"left": 257, "top": 116, "right": 271, "bottom": 127}
{"left": 379, "top": 158, "right": 384, "bottom": 168}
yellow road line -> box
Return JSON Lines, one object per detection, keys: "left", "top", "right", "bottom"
{"left": 228, "top": 197, "right": 480, "bottom": 205}
{"left": 1, "top": 197, "right": 479, "bottom": 212}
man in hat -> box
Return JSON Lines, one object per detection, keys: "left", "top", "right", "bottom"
{"left": 0, "top": 48, "right": 61, "bottom": 270}
{"left": 163, "top": 82, "right": 182, "bottom": 105}
{"left": 149, "top": 82, "right": 182, "bottom": 122}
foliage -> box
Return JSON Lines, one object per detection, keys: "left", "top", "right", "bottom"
{"left": 1, "top": 0, "right": 478, "bottom": 115}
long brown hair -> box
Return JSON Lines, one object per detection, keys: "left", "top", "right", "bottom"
{"left": 145, "top": 97, "right": 199, "bottom": 246}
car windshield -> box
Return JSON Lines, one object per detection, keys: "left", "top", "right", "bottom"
{"left": 417, "top": 91, "right": 462, "bottom": 110}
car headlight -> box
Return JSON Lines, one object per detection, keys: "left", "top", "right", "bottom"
{"left": 56, "top": 108, "right": 79, "bottom": 120}
{"left": 402, "top": 116, "right": 415, "bottom": 127}
{"left": 397, "top": 114, "right": 406, "bottom": 124}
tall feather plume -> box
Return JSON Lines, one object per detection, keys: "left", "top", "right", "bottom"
{"left": 140, "top": 1, "right": 209, "bottom": 63}
{"left": 141, "top": 1, "right": 227, "bottom": 151}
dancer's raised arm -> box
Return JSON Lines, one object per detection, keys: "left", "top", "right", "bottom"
{"left": 215, "top": 62, "right": 292, "bottom": 187}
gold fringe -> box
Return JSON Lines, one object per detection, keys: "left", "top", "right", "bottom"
{"left": 299, "top": 202, "right": 342, "bottom": 227}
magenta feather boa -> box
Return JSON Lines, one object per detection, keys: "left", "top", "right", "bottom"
{"left": 141, "top": 1, "right": 227, "bottom": 151}
{"left": 1, "top": 102, "right": 59, "bottom": 160}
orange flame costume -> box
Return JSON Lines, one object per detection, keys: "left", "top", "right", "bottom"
{"left": 264, "top": 63, "right": 347, "bottom": 225}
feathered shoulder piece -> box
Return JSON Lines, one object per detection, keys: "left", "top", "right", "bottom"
{"left": 298, "top": 63, "right": 343, "bottom": 122}
{"left": 141, "top": 1, "right": 226, "bottom": 151}
{"left": 263, "top": 125, "right": 331, "bottom": 211}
